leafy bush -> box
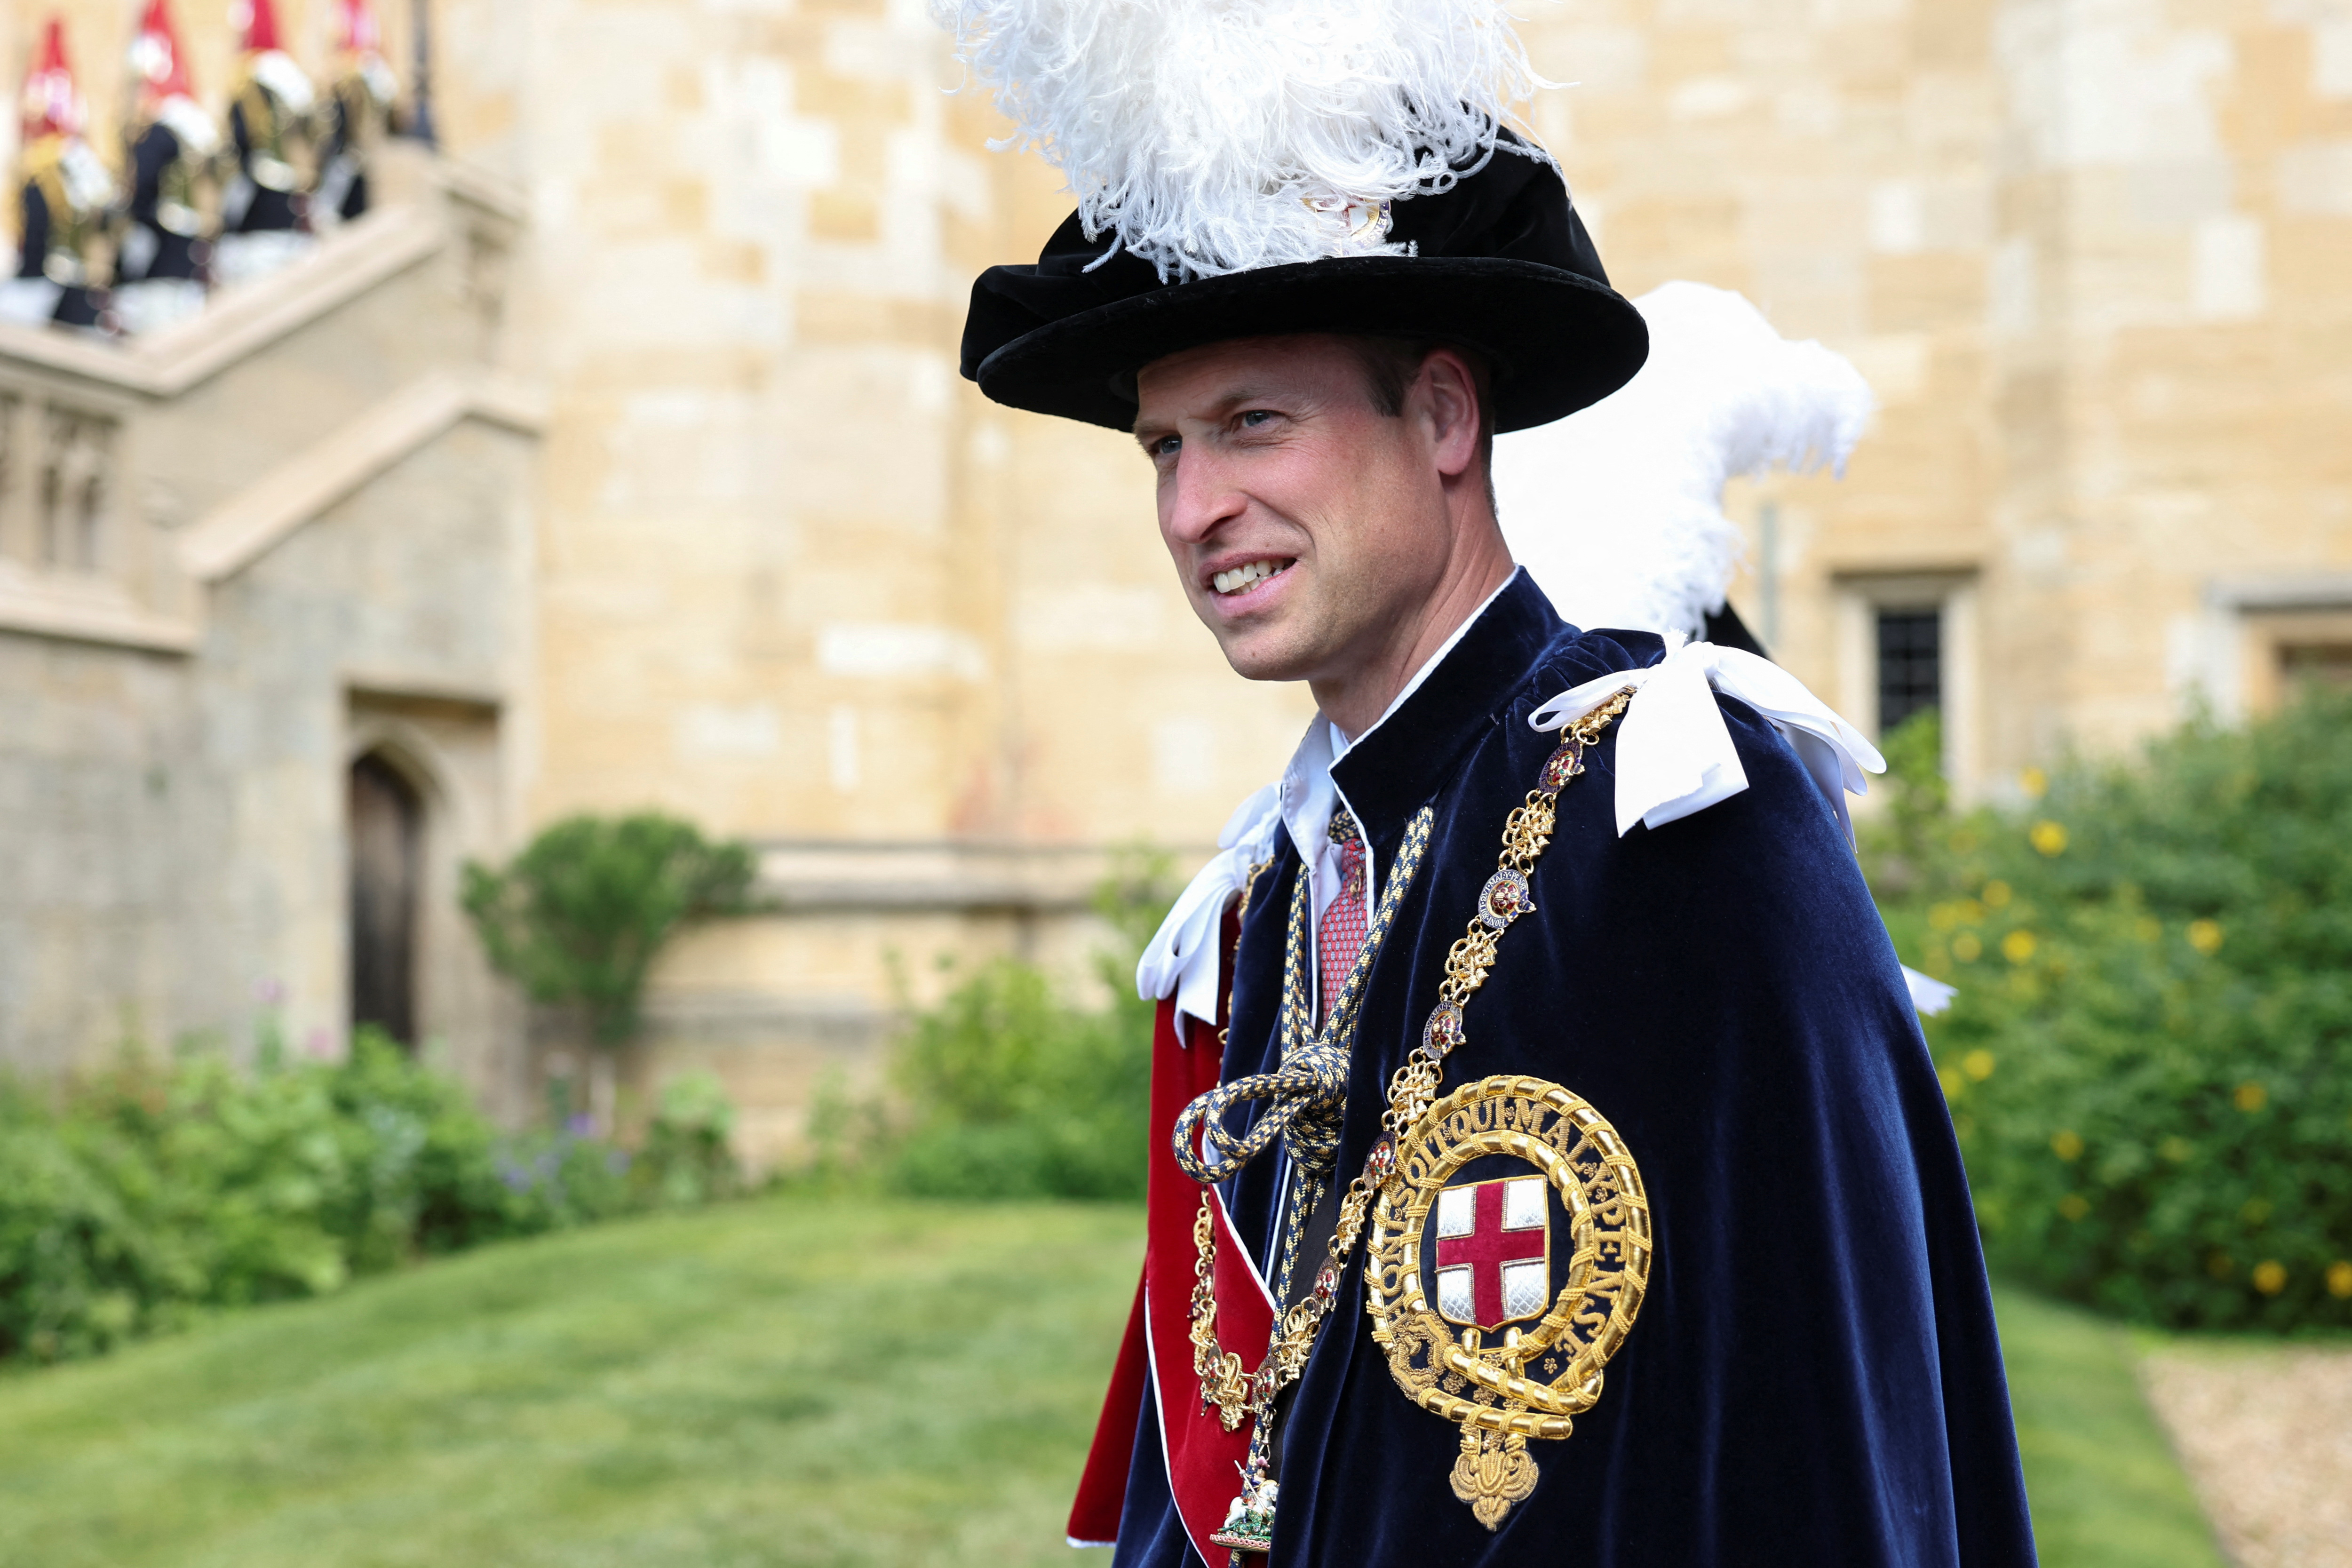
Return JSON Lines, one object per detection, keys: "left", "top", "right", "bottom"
{"left": 888, "top": 959, "right": 1153, "bottom": 1201}
{"left": 1881, "top": 689, "right": 2352, "bottom": 1330}
{"left": 0, "top": 1034, "right": 746, "bottom": 1362}
{"left": 881, "top": 852, "right": 1170, "bottom": 1202}
{"left": 462, "top": 813, "right": 757, "bottom": 1045}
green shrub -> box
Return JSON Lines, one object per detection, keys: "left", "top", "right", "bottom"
{"left": 461, "top": 813, "right": 757, "bottom": 1045}
{"left": 882, "top": 852, "right": 1169, "bottom": 1202}
{"left": 0, "top": 1033, "right": 746, "bottom": 1362}
{"left": 0, "top": 1086, "right": 176, "bottom": 1361}
{"left": 634, "top": 1071, "right": 745, "bottom": 1209}
{"left": 1883, "top": 687, "right": 2352, "bottom": 1330}
{"left": 888, "top": 958, "right": 1153, "bottom": 1201}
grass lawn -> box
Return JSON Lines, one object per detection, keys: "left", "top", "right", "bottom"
{"left": 1994, "top": 1287, "right": 2226, "bottom": 1568}
{"left": 0, "top": 1197, "right": 2224, "bottom": 1567}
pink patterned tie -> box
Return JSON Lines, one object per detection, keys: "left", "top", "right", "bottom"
{"left": 1318, "top": 814, "right": 1369, "bottom": 1022}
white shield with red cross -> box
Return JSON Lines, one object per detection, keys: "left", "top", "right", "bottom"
{"left": 1432, "top": 1174, "right": 1551, "bottom": 1329}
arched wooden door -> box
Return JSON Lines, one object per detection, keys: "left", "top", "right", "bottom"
{"left": 349, "top": 752, "right": 423, "bottom": 1046}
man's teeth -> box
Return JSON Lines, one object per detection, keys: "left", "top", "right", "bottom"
{"left": 1213, "top": 560, "right": 1288, "bottom": 595}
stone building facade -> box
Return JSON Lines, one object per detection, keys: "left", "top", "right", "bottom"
{"left": 4, "top": 0, "right": 2346, "bottom": 1161}
{"left": 0, "top": 153, "right": 539, "bottom": 1114}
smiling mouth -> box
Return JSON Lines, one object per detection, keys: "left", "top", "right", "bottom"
{"left": 1211, "top": 558, "right": 1294, "bottom": 596}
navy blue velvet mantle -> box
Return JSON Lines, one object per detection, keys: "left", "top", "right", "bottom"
{"left": 1112, "top": 573, "right": 2036, "bottom": 1567}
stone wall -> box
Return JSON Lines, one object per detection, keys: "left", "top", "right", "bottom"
{"left": 1512, "top": 0, "right": 2352, "bottom": 794}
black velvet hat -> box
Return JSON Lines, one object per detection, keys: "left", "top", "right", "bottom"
{"left": 959, "top": 141, "right": 1650, "bottom": 435}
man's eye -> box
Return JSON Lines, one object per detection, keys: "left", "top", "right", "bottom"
{"left": 1153, "top": 435, "right": 1182, "bottom": 458}
{"left": 1239, "top": 410, "right": 1277, "bottom": 428}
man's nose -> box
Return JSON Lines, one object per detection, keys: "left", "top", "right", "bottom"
{"left": 1163, "top": 448, "right": 1246, "bottom": 546}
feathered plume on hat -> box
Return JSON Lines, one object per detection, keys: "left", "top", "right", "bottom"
{"left": 936, "top": 0, "right": 1552, "bottom": 281}
{"left": 335, "top": 0, "right": 385, "bottom": 56}
{"left": 129, "top": 0, "right": 195, "bottom": 101}
{"left": 19, "top": 18, "right": 83, "bottom": 143}
{"left": 231, "top": 0, "right": 283, "bottom": 54}
{"left": 941, "top": 0, "right": 1648, "bottom": 432}
{"left": 1493, "top": 282, "right": 1875, "bottom": 639}
{"left": 129, "top": 1, "right": 218, "bottom": 151}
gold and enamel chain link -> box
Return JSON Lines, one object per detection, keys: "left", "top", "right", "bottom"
{"left": 1190, "top": 687, "right": 1637, "bottom": 1490}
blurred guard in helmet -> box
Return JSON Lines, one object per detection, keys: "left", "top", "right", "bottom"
{"left": 215, "top": 0, "right": 316, "bottom": 285}
{"left": 114, "top": 0, "right": 217, "bottom": 335}
{"left": 314, "top": 0, "right": 398, "bottom": 227}
{"left": 5, "top": 17, "right": 114, "bottom": 333}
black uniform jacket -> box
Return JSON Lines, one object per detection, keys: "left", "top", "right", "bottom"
{"left": 1111, "top": 571, "right": 2037, "bottom": 1566}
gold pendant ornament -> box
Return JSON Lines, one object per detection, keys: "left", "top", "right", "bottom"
{"left": 1366, "top": 1075, "right": 1652, "bottom": 1529}
{"left": 1178, "top": 686, "right": 1647, "bottom": 1549}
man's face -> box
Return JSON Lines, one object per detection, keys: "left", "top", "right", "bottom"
{"left": 1133, "top": 334, "right": 1462, "bottom": 686}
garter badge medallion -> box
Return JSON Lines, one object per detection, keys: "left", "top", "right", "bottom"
{"left": 1365, "top": 1074, "right": 1652, "bottom": 1529}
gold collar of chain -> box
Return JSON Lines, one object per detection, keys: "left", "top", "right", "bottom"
{"left": 1192, "top": 686, "right": 1650, "bottom": 1549}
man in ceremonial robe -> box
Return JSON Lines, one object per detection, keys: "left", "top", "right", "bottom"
{"left": 932, "top": 1, "right": 2037, "bottom": 1564}
{"left": 5, "top": 18, "right": 112, "bottom": 333}
{"left": 114, "top": 0, "right": 216, "bottom": 335}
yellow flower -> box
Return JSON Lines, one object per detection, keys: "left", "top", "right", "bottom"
{"left": 2050, "top": 1130, "right": 2084, "bottom": 1161}
{"left": 1982, "top": 881, "right": 2012, "bottom": 909}
{"left": 2134, "top": 917, "right": 2162, "bottom": 942}
{"left": 2020, "top": 766, "right": 2048, "bottom": 799}
{"left": 1952, "top": 932, "right": 1983, "bottom": 963}
{"left": 1962, "top": 1049, "right": 1996, "bottom": 1082}
{"left": 2252, "top": 1261, "right": 2288, "bottom": 1296}
{"left": 2001, "top": 929, "right": 2038, "bottom": 964}
{"left": 2029, "top": 820, "right": 2068, "bottom": 856}
{"left": 2159, "top": 1136, "right": 2193, "bottom": 1162}
{"left": 1929, "top": 902, "right": 1958, "bottom": 932}
{"left": 2234, "top": 1081, "right": 2267, "bottom": 1113}
{"left": 2187, "top": 919, "right": 2223, "bottom": 955}
{"left": 2058, "top": 1194, "right": 2090, "bottom": 1221}
{"left": 1937, "top": 1066, "right": 1965, "bottom": 1100}
{"left": 2241, "top": 1196, "right": 2273, "bottom": 1226}
{"left": 2327, "top": 1261, "right": 2352, "bottom": 1299}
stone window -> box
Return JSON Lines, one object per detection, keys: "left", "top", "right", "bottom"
{"left": 2237, "top": 605, "right": 2352, "bottom": 714}
{"left": 1875, "top": 608, "right": 1943, "bottom": 733}
{"left": 1835, "top": 570, "right": 1981, "bottom": 797}
{"left": 2279, "top": 640, "right": 2352, "bottom": 689}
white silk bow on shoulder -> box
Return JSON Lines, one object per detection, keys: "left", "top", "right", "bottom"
{"left": 1137, "top": 641, "right": 1929, "bottom": 1026}
{"left": 1135, "top": 782, "right": 1283, "bottom": 1026}
{"left": 1529, "top": 637, "right": 1885, "bottom": 844}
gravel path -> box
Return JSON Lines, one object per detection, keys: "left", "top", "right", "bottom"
{"left": 2139, "top": 1342, "right": 2352, "bottom": 1568}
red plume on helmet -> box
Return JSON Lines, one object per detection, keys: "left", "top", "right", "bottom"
{"left": 334, "top": 0, "right": 385, "bottom": 56}
{"left": 128, "top": 0, "right": 198, "bottom": 107}
{"left": 18, "top": 17, "right": 84, "bottom": 143}
{"left": 231, "top": 0, "right": 286, "bottom": 54}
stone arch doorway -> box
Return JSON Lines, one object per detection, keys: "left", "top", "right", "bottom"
{"left": 349, "top": 750, "right": 425, "bottom": 1046}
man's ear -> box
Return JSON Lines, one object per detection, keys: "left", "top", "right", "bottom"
{"left": 1416, "top": 347, "right": 1484, "bottom": 480}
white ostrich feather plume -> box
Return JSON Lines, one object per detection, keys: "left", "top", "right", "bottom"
{"left": 932, "top": 0, "right": 1553, "bottom": 280}
{"left": 1494, "top": 281, "right": 1875, "bottom": 640}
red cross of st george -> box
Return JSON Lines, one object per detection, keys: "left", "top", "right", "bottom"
{"left": 1437, "top": 1180, "right": 1547, "bottom": 1326}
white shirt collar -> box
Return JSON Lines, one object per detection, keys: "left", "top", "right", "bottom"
{"left": 1276, "top": 566, "right": 1522, "bottom": 925}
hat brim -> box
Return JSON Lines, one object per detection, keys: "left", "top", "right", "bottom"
{"left": 972, "top": 255, "right": 1648, "bottom": 435}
